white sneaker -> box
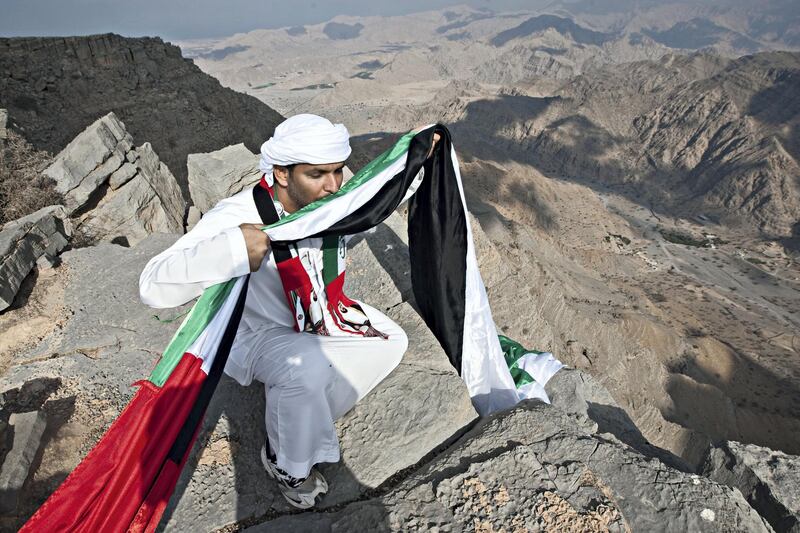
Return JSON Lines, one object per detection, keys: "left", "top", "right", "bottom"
{"left": 260, "top": 444, "right": 328, "bottom": 509}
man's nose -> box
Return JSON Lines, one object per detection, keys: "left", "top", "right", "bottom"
{"left": 323, "top": 173, "right": 340, "bottom": 194}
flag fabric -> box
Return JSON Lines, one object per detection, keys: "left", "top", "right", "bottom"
{"left": 22, "top": 125, "right": 560, "bottom": 532}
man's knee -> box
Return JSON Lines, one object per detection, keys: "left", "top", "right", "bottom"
{"left": 290, "top": 352, "right": 335, "bottom": 395}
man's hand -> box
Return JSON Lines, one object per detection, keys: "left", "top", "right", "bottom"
{"left": 428, "top": 132, "right": 441, "bottom": 159}
{"left": 412, "top": 125, "right": 442, "bottom": 159}
{"left": 239, "top": 223, "right": 270, "bottom": 272}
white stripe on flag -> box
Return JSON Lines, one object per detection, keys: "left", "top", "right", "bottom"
{"left": 186, "top": 277, "right": 247, "bottom": 375}
{"left": 515, "top": 352, "right": 565, "bottom": 404}
{"left": 264, "top": 155, "right": 408, "bottom": 242}
{"left": 450, "top": 145, "right": 520, "bottom": 416}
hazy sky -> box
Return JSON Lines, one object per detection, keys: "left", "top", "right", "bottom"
{"left": 0, "top": 0, "right": 547, "bottom": 41}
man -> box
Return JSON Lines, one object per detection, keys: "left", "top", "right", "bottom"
{"left": 139, "top": 114, "right": 438, "bottom": 509}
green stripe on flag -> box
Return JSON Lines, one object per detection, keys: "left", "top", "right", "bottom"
{"left": 322, "top": 235, "right": 339, "bottom": 287}
{"left": 148, "top": 279, "right": 238, "bottom": 387}
{"left": 264, "top": 129, "right": 417, "bottom": 230}
{"left": 498, "top": 334, "right": 546, "bottom": 389}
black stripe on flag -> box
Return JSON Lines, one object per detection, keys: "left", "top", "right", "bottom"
{"left": 407, "top": 127, "right": 467, "bottom": 373}
{"left": 312, "top": 125, "right": 469, "bottom": 373}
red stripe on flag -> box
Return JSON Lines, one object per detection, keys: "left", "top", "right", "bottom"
{"left": 129, "top": 420, "right": 201, "bottom": 533}
{"left": 21, "top": 353, "right": 207, "bottom": 533}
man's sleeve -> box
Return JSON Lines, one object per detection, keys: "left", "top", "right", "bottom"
{"left": 138, "top": 197, "right": 253, "bottom": 309}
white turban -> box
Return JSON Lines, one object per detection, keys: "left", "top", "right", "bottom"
{"left": 259, "top": 114, "right": 352, "bottom": 186}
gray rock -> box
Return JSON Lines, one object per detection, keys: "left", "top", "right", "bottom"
{"left": 186, "top": 206, "right": 202, "bottom": 231}
{"left": 43, "top": 113, "right": 133, "bottom": 213}
{"left": 35, "top": 253, "right": 58, "bottom": 270}
{"left": 187, "top": 144, "right": 260, "bottom": 214}
{"left": 0, "top": 108, "right": 7, "bottom": 141}
{"left": 250, "top": 402, "right": 771, "bottom": 533}
{"left": 546, "top": 367, "right": 691, "bottom": 471}
{"left": 75, "top": 142, "right": 186, "bottom": 245}
{"left": 0, "top": 205, "right": 71, "bottom": 311}
{"left": 0, "top": 411, "right": 47, "bottom": 514}
{"left": 108, "top": 161, "right": 137, "bottom": 190}
{"left": 703, "top": 440, "right": 799, "bottom": 532}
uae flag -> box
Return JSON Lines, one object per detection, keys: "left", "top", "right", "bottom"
{"left": 22, "top": 125, "right": 561, "bottom": 531}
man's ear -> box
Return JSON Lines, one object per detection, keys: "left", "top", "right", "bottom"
{"left": 273, "top": 165, "right": 289, "bottom": 187}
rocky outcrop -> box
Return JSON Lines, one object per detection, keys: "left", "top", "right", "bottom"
{"left": 187, "top": 143, "right": 260, "bottom": 214}
{"left": 0, "top": 108, "right": 7, "bottom": 142}
{"left": 44, "top": 113, "right": 134, "bottom": 213}
{"left": 0, "top": 34, "right": 284, "bottom": 192}
{"left": 0, "top": 411, "right": 47, "bottom": 514}
{"left": 251, "top": 401, "right": 771, "bottom": 532}
{"left": 0, "top": 205, "right": 71, "bottom": 311}
{"left": 703, "top": 440, "right": 800, "bottom": 532}
{"left": 44, "top": 113, "right": 185, "bottom": 245}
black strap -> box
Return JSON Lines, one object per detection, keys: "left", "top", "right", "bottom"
{"left": 252, "top": 186, "right": 292, "bottom": 263}
{"left": 166, "top": 275, "right": 250, "bottom": 463}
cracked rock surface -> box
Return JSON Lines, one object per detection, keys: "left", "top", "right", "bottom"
{"left": 703, "top": 440, "right": 799, "bottom": 533}
{"left": 43, "top": 113, "right": 185, "bottom": 245}
{"left": 0, "top": 205, "right": 71, "bottom": 311}
{"left": 249, "top": 401, "right": 771, "bottom": 533}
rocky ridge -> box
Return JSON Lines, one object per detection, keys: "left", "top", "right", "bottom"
{"left": 0, "top": 34, "right": 284, "bottom": 193}
{"left": 181, "top": 4, "right": 798, "bottom": 130}
{"left": 413, "top": 51, "right": 800, "bottom": 239}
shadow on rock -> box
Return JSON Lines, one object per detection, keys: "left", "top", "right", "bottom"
{"left": 159, "top": 374, "right": 385, "bottom": 532}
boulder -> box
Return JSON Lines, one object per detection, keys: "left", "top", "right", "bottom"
{"left": 0, "top": 205, "right": 71, "bottom": 311}
{"left": 77, "top": 143, "right": 185, "bottom": 245}
{"left": 187, "top": 144, "right": 260, "bottom": 214}
{"left": 250, "top": 401, "right": 771, "bottom": 532}
{"left": 43, "top": 113, "right": 133, "bottom": 213}
{"left": 42, "top": 113, "right": 186, "bottom": 245}
{"left": 702, "top": 440, "right": 800, "bottom": 532}
{"left": 0, "top": 411, "right": 47, "bottom": 514}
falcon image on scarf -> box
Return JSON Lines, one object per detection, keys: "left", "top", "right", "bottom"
{"left": 22, "top": 124, "right": 562, "bottom": 532}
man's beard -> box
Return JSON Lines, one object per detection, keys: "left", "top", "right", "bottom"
{"left": 286, "top": 178, "right": 317, "bottom": 211}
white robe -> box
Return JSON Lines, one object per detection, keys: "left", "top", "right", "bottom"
{"left": 139, "top": 188, "right": 407, "bottom": 478}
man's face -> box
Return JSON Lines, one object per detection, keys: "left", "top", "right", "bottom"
{"left": 276, "top": 162, "right": 345, "bottom": 212}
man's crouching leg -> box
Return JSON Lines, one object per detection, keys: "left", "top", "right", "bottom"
{"left": 250, "top": 303, "right": 407, "bottom": 507}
